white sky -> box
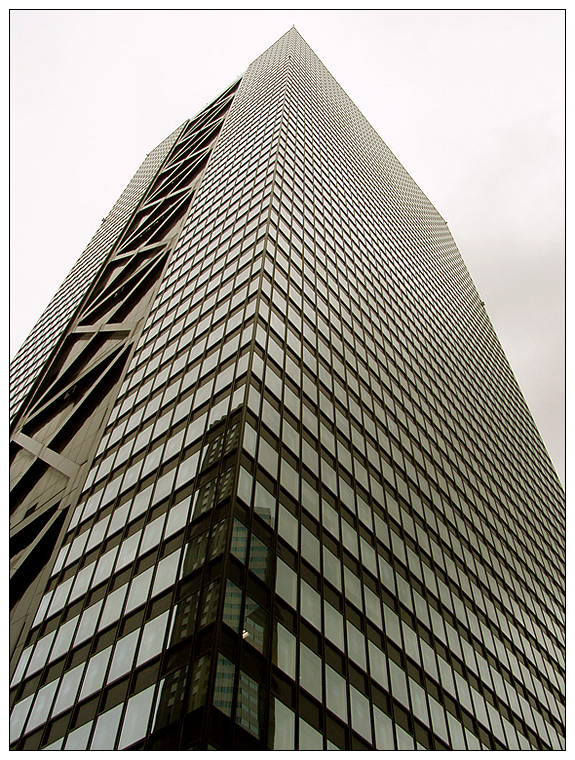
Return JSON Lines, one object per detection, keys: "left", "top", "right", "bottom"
{"left": 9, "top": 9, "right": 565, "bottom": 483}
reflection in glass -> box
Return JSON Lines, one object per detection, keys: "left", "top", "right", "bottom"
{"left": 231, "top": 519, "right": 248, "bottom": 562}
{"left": 243, "top": 597, "right": 266, "bottom": 653}
{"left": 188, "top": 656, "right": 210, "bottom": 711}
{"left": 152, "top": 666, "right": 189, "bottom": 732}
{"left": 223, "top": 580, "right": 243, "bottom": 633}
{"left": 236, "top": 670, "right": 261, "bottom": 738}
{"left": 182, "top": 531, "right": 209, "bottom": 578}
{"left": 254, "top": 489, "right": 276, "bottom": 527}
{"left": 193, "top": 478, "right": 217, "bottom": 520}
{"left": 199, "top": 580, "right": 220, "bottom": 627}
{"left": 213, "top": 655, "right": 235, "bottom": 716}
{"left": 208, "top": 519, "right": 227, "bottom": 560}
{"left": 249, "top": 533, "right": 270, "bottom": 582}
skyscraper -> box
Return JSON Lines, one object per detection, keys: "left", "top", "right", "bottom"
{"left": 9, "top": 27, "right": 564, "bottom": 750}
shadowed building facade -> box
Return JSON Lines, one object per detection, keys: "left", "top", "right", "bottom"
{"left": 9, "top": 28, "right": 565, "bottom": 750}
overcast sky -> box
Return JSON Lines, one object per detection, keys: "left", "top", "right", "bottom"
{"left": 10, "top": 9, "right": 565, "bottom": 483}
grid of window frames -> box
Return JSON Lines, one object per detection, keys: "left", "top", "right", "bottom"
{"left": 9, "top": 27, "right": 564, "bottom": 751}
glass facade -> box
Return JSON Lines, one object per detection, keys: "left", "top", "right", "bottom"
{"left": 10, "top": 28, "right": 564, "bottom": 750}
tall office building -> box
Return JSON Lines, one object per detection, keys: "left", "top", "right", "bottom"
{"left": 9, "top": 28, "right": 564, "bottom": 750}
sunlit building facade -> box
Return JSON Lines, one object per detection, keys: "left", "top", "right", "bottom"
{"left": 9, "top": 28, "right": 565, "bottom": 750}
